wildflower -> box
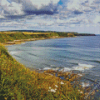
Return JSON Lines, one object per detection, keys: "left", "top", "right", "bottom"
{"left": 55, "top": 85, "right": 58, "bottom": 88}
{"left": 48, "top": 89, "right": 56, "bottom": 93}
{"left": 60, "top": 81, "right": 64, "bottom": 84}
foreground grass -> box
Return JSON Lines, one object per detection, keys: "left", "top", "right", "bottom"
{"left": 0, "top": 43, "right": 85, "bottom": 100}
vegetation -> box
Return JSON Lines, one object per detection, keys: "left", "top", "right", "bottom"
{"left": 0, "top": 44, "right": 85, "bottom": 100}
{"left": 0, "top": 31, "right": 96, "bottom": 100}
{"left": 0, "top": 31, "right": 95, "bottom": 43}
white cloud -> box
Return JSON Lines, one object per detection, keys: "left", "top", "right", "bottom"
{"left": 0, "top": 0, "right": 100, "bottom": 34}
{"left": 0, "top": 0, "right": 10, "bottom": 6}
{"left": 88, "top": 0, "right": 95, "bottom": 5}
{"left": 11, "top": 0, "right": 60, "bottom": 14}
{"left": 66, "top": 0, "right": 87, "bottom": 10}
{"left": 64, "top": 0, "right": 100, "bottom": 14}
{"left": 29, "top": 0, "right": 59, "bottom": 9}
{"left": 70, "top": 24, "right": 76, "bottom": 27}
{"left": 25, "top": 17, "right": 54, "bottom": 26}
{"left": 0, "top": 21, "right": 22, "bottom": 27}
{"left": 0, "top": 15, "right": 5, "bottom": 18}
{"left": 55, "top": 14, "right": 90, "bottom": 25}
{"left": 6, "top": 2, "right": 24, "bottom": 15}
{"left": 0, "top": 0, "right": 24, "bottom": 16}
{"left": 93, "top": 15, "right": 100, "bottom": 24}
{"left": 0, "top": 0, "right": 60, "bottom": 17}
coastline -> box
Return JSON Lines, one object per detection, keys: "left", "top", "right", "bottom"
{"left": 5, "top": 35, "right": 97, "bottom": 89}
{"left": 3, "top": 36, "right": 76, "bottom": 46}
{"left": 4, "top": 35, "right": 79, "bottom": 74}
{"left": 1, "top": 34, "right": 97, "bottom": 99}
{"left": 5, "top": 36, "right": 84, "bottom": 79}
{"left": 0, "top": 31, "right": 95, "bottom": 46}
{"left": 0, "top": 45, "right": 85, "bottom": 100}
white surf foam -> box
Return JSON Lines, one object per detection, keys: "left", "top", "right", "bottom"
{"left": 43, "top": 67, "right": 59, "bottom": 71}
{"left": 77, "top": 74, "right": 83, "bottom": 76}
{"left": 81, "top": 82, "right": 90, "bottom": 88}
{"left": 9, "top": 51, "right": 17, "bottom": 55}
{"left": 60, "top": 63, "right": 95, "bottom": 72}
{"left": 73, "top": 63, "right": 94, "bottom": 71}
{"left": 43, "top": 67, "right": 51, "bottom": 70}
{"left": 60, "top": 68, "right": 72, "bottom": 72}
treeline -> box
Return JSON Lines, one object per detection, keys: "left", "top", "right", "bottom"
{"left": 8, "top": 30, "right": 96, "bottom": 36}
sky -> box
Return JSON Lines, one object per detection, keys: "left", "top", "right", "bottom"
{"left": 0, "top": 0, "right": 100, "bottom": 34}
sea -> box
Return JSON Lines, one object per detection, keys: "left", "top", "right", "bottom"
{"left": 7, "top": 36, "right": 100, "bottom": 99}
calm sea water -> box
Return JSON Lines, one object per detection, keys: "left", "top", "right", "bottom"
{"left": 7, "top": 36, "right": 100, "bottom": 98}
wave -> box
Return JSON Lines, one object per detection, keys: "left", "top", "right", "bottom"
{"left": 81, "top": 82, "right": 90, "bottom": 88}
{"left": 42, "top": 67, "right": 60, "bottom": 71}
{"left": 9, "top": 51, "right": 18, "bottom": 55}
{"left": 60, "top": 63, "right": 95, "bottom": 72}
{"left": 49, "top": 59, "right": 61, "bottom": 63}
{"left": 73, "top": 63, "right": 94, "bottom": 71}
{"left": 60, "top": 68, "right": 72, "bottom": 72}
{"left": 13, "top": 55, "right": 22, "bottom": 59}
{"left": 14, "top": 54, "right": 33, "bottom": 63}
{"left": 38, "top": 63, "right": 95, "bottom": 73}
{"left": 42, "top": 63, "right": 51, "bottom": 67}
{"left": 88, "top": 60, "right": 100, "bottom": 64}
{"left": 27, "top": 52, "right": 38, "bottom": 57}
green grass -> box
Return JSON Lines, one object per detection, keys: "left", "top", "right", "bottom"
{"left": 0, "top": 32, "right": 31, "bottom": 43}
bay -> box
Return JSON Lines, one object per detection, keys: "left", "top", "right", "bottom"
{"left": 7, "top": 36, "right": 100, "bottom": 99}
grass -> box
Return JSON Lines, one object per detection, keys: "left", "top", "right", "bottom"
{"left": 0, "top": 43, "right": 85, "bottom": 100}
{"left": 0, "top": 31, "right": 76, "bottom": 43}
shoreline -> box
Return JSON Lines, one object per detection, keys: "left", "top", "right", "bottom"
{"left": 0, "top": 32, "right": 97, "bottom": 99}
{"left": 3, "top": 34, "right": 96, "bottom": 46}
{"left": 4, "top": 35, "right": 79, "bottom": 74}
{"left": 4, "top": 36, "right": 93, "bottom": 76}
{"left": 5, "top": 35, "right": 97, "bottom": 88}
{"left": 0, "top": 44, "right": 86, "bottom": 100}
{"left": 4, "top": 35, "right": 97, "bottom": 85}
{"left": 3, "top": 36, "right": 77, "bottom": 46}
{"left": 5, "top": 36, "right": 84, "bottom": 81}
{"left": 4, "top": 36, "right": 77, "bottom": 73}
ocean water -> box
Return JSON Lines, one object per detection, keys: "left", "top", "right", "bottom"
{"left": 7, "top": 36, "right": 100, "bottom": 98}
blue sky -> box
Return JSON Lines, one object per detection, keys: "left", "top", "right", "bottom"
{"left": 0, "top": 0, "right": 100, "bottom": 34}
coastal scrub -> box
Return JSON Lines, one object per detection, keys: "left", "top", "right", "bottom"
{"left": 0, "top": 43, "right": 84, "bottom": 100}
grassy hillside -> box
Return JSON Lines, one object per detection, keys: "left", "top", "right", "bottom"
{"left": 0, "top": 43, "right": 85, "bottom": 100}
{"left": 0, "top": 31, "right": 75, "bottom": 43}
{"left": 0, "top": 31, "right": 95, "bottom": 44}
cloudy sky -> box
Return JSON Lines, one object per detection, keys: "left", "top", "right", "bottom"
{"left": 0, "top": 0, "right": 100, "bottom": 34}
